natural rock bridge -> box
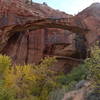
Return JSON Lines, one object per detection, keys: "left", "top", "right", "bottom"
{"left": 1, "top": 17, "right": 89, "bottom": 33}
{"left": 0, "top": 0, "right": 89, "bottom": 69}
{"left": 0, "top": 0, "right": 91, "bottom": 72}
{"left": 0, "top": 17, "right": 89, "bottom": 52}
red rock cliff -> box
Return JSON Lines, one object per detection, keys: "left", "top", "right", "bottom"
{"left": 0, "top": 0, "right": 99, "bottom": 72}
{"left": 0, "top": 0, "right": 76, "bottom": 65}
{"left": 76, "top": 3, "right": 100, "bottom": 46}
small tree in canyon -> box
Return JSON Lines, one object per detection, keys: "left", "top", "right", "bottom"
{"left": 84, "top": 43, "right": 100, "bottom": 92}
{"left": 0, "top": 55, "right": 57, "bottom": 100}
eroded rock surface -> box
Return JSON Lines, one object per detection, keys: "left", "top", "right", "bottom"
{"left": 76, "top": 3, "right": 100, "bottom": 46}
{"left": 0, "top": 0, "right": 99, "bottom": 72}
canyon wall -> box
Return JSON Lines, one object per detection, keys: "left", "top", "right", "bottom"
{"left": 0, "top": 0, "right": 100, "bottom": 72}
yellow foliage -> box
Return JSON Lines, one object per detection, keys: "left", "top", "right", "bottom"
{"left": 4, "top": 65, "right": 37, "bottom": 98}
{"left": 4, "top": 65, "right": 36, "bottom": 87}
{"left": 0, "top": 56, "right": 57, "bottom": 99}
{"left": 0, "top": 55, "right": 11, "bottom": 75}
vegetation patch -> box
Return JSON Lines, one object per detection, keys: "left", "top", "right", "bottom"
{"left": 1, "top": 44, "right": 100, "bottom": 100}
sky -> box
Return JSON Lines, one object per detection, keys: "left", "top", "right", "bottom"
{"left": 33, "top": 0, "right": 100, "bottom": 15}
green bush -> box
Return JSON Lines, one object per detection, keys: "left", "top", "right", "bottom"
{"left": 53, "top": 63, "right": 88, "bottom": 97}
{"left": 56, "top": 64, "right": 87, "bottom": 86}
{"left": 0, "top": 87, "right": 14, "bottom": 100}
{"left": 84, "top": 45, "right": 100, "bottom": 92}
{"left": 66, "top": 64, "right": 87, "bottom": 83}
{"left": 47, "top": 63, "right": 88, "bottom": 100}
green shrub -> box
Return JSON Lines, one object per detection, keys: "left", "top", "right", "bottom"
{"left": 84, "top": 45, "right": 100, "bottom": 92}
{"left": 0, "top": 87, "right": 14, "bottom": 100}
{"left": 66, "top": 64, "right": 87, "bottom": 83}
{"left": 53, "top": 63, "right": 88, "bottom": 97}
{"left": 56, "top": 64, "right": 87, "bottom": 86}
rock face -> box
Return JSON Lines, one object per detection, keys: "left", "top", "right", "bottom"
{"left": 0, "top": 0, "right": 74, "bottom": 65}
{"left": 62, "top": 80, "right": 100, "bottom": 100}
{"left": 0, "top": 0, "right": 99, "bottom": 71}
{"left": 76, "top": 3, "right": 100, "bottom": 46}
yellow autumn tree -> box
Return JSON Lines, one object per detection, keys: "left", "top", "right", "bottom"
{"left": 2, "top": 56, "right": 57, "bottom": 100}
